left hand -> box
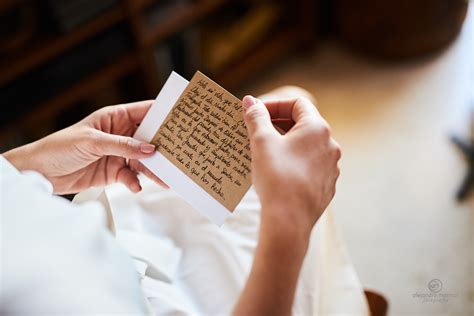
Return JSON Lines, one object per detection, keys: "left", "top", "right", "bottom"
{"left": 3, "top": 100, "right": 167, "bottom": 194}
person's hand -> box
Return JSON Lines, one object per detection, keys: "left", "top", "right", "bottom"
{"left": 242, "top": 95, "right": 341, "bottom": 248}
{"left": 233, "top": 95, "right": 341, "bottom": 316}
{"left": 3, "top": 101, "right": 167, "bottom": 194}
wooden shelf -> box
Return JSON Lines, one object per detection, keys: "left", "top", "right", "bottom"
{"left": 142, "top": 0, "right": 228, "bottom": 47}
{"left": 0, "top": 54, "right": 138, "bottom": 143}
{"left": 127, "top": 0, "right": 157, "bottom": 14}
{"left": 0, "top": 0, "right": 21, "bottom": 14}
{"left": 0, "top": 5, "right": 126, "bottom": 86}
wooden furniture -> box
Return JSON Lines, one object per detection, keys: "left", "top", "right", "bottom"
{"left": 0, "top": 0, "right": 316, "bottom": 148}
{"left": 364, "top": 289, "right": 389, "bottom": 316}
{"left": 451, "top": 105, "right": 474, "bottom": 201}
{"left": 332, "top": 0, "right": 468, "bottom": 59}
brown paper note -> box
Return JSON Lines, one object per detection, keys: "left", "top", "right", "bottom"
{"left": 151, "top": 71, "right": 252, "bottom": 212}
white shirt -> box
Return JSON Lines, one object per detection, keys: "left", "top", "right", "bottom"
{"left": 0, "top": 156, "right": 149, "bottom": 315}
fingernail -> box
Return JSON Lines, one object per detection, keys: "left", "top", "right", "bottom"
{"left": 132, "top": 183, "right": 142, "bottom": 193}
{"left": 140, "top": 143, "right": 155, "bottom": 154}
{"left": 242, "top": 95, "right": 256, "bottom": 111}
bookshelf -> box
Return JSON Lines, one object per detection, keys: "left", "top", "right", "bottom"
{"left": 0, "top": 54, "right": 139, "bottom": 143}
{"left": 0, "top": 6, "right": 126, "bottom": 86}
{"left": 141, "top": 0, "right": 228, "bottom": 47}
{"left": 0, "top": 0, "right": 22, "bottom": 13}
{"left": 0, "top": 0, "right": 316, "bottom": 147}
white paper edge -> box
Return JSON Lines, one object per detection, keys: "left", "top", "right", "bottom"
{"left": 134, "top": 71, "right": 230, "bottom": 225}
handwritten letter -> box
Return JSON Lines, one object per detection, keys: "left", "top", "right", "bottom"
{"left": 151, "top": 71, "right": 251, "bottom": 212}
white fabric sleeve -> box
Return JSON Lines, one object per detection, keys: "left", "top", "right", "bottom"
{"left": 0, "top": 156, "right": 150, "bottom": 315}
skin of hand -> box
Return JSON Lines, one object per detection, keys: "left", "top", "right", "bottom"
{"left": 3, "top": 100, "right": 167, "bottom": 194}
{"left": 233, "top": 95, "right": 341, "bottom": 316}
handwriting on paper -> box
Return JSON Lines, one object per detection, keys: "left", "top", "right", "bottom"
{"left": 151, "top": 71, "right": 252, "bottom": 212}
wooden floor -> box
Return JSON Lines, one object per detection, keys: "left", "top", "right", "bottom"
{"left": 242, "top": 7, "right": 474, "bottom": 316}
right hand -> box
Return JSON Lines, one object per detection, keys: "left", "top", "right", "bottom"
{"left": 242, "top": 95, "right": 341, "bottom": 249}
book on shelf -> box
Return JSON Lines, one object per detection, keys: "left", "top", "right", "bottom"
{"left": 201, "top": 3, "right": 281, "bottom": 73}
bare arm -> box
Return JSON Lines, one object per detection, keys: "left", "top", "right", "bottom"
{"left": 233, "top": 96, "right": 341, "bottom": 315}
{"left": 233, "top": 208, "right": 309, "bottom": 315}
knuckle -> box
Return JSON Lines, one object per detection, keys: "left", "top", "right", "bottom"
{"left": 102, "top": 105, "right": 127, "bottom": 122}
{"left": 119, "top": 137, "right": 133, "bottom": 152}
{"left": 333, "top": 143, "right": 342, "bottom": 160}
{"left": 245, "top": 106, "right": 266, "bottom": 122}
{"left": 318, "top": 122, "right": 331, "bottom": 139}
{"left": 335, "top": 166, "right": 341, "bottom": 179}
{"left": 118, "top": 137, "right": 126, "bottom": 148}
{"left": 114, "top": 105, "right": 128, "bottom": 118}
{"left": 306, "top": 120, "right": 331, "bottom": 140}
{"left": 128, "top": 159, "right": 139, "bottom": 171}
{"left": 98, "top": 105, "right": 114, "bottom": 116}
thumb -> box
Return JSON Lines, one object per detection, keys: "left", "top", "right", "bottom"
{"left": 242, "top": 95, "right": 277, "bottom": 138}
{"left": 94, "top": 131, "right": 156, "bottom": 159}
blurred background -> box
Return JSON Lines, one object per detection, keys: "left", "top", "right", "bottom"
{"left": 0, "top": 0, "right": 472, "bottom": 315}
{"left": 0, "top": 0, "right": 316, "bottom": 148}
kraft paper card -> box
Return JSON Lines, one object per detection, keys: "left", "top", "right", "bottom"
{"left": 133, "top": 71, "right": 252, "bottom": 225}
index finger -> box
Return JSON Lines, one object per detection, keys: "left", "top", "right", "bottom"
{"left": 264, "top": 97, "right": 320, "bottom": 122}
{"left": 121, "top": 100, "right": 154, "bottom": 124}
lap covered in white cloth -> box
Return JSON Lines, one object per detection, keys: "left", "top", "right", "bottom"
{"left": 76, "top": 177, "right": 369, "bottom": 315}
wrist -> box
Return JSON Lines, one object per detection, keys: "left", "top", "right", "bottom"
{"left": 258, "top": 203, "right": 313, "bottom": 260}
{"left": 3, "top": 142, "right": 39, "bottom": 172}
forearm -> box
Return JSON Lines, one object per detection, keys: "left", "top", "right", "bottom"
{"left": 233, "top": 206, "right": 310, "bottom": 316}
